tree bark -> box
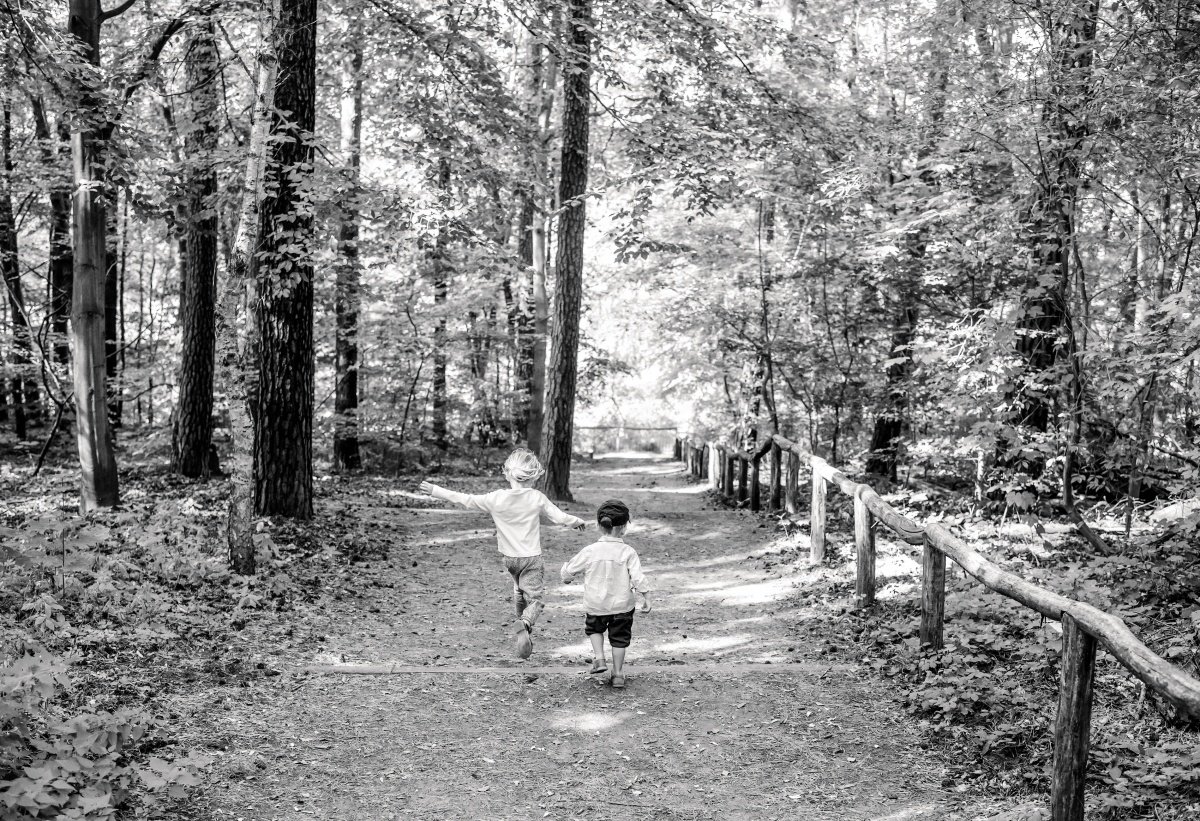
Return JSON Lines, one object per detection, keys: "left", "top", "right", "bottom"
{"left": 1, "top": 102, "right": 33, "bottom": 439}
{"left": 430, "top": 154, "right": 450, "bottom": 451}
{"left": 514, "top": 187, "right": 537, "bottom": 436}
{"left": 172, "top": 24, "right": 221, "bottom": 478}
{"left": 29, "top": 97, "right": 73, "bottom": 371}
{"left": 1011, "top": 0, "right": 1098, "bottom": 444}
{"left": 518, "top": 9, "right": 557, "bottom": 452}
{"left": 220, "top": 0, "right": 278, "bottom": 574}
{"left": 68, "top": 0, "right": 119, "bottom": 511}
{"left": 867, "top": 8, "right": 949, "bottom": 480}
{"left": 104, "top": 202, "right": 121, "bottom": 427}
{"left": 254, "top": 0, "right": 316, "bottom": 518}
{"left": 333, "top": 17, "right": 363, "bottom": 472}
{"left": 539, "top": 0, "right": 592, "bottom": 501}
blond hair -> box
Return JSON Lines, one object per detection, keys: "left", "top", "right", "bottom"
{"left": 504, "top": 448, "right": 545, "bottom": 484}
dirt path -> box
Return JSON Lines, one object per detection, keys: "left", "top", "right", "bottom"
{"left": 194, "top": 455, "right": 1006, "bottom": 820}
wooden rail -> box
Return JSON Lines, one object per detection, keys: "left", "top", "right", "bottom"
{"left": 675, "top": 434, "right": 1200, "bottom": 821}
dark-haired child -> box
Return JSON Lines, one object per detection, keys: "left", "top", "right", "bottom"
{"left": 559, "top": 499, "right": 652, "bottom": 689}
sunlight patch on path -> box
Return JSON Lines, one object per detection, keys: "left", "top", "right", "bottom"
{"left": 650, "top": 633, "right": 753, "bottom": 655}
{"left": 550, "top": 710, "right": 630, "bottom": 733}
{"left": 676, "top": 574, "right": 798, "bottom": 605}
{"left": 301, "top": 661, "right": 843, "bottom": 675}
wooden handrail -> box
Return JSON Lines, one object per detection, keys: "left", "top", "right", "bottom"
{"left": 675, "top": 434, "right": 1200, "bottom": 821}
{"left": 926, "top": 522, "right": 1200, "bottom": 717}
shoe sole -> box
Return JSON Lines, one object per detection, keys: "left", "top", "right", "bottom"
{"left": 611, "top": 678, "right": 626, "bottom": 689}
{"left": 514, "top": 629, "right": 533, "bottom": 660}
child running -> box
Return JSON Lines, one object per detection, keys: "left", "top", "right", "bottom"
{"left": 559, "top": 499, "right": 652, "bottom": 689}
{"left": 418, "top": 448, "right": 586, "bottom": 659}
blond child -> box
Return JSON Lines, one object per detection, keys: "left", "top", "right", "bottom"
{"left": 560, "top": 499, "right": 652, "bottom": 689}
{"left": 419, "top": 448, "right": 585, "bottom": 659}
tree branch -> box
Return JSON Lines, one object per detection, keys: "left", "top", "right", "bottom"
{"left": 121, "top": 0, "right": 224, "bottom": 106}
{"left": 99, "top": 0, "right": 137, "bottom": 22}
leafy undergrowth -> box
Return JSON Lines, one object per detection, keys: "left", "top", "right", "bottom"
{"left": 0, "top": 437, "right": 523, "bottom": 820}
{"left": 741, "top": 482, "right": 1200, "bottom": 819}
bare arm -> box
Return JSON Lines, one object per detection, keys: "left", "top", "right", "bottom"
{"left": 418, "top": 482, "right": 494, "bottom": 512}
{"left": 560, "top": 548, "right": 590, "bottom": 584}
{"left": 541, "top": 495, "right": 587, "bottom": 530}
{"left": 624, "top": 552, "right": 652, "bottom": 595}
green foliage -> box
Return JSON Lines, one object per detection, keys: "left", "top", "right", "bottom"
{"left": 0, "top": 647, "right": 212, "bottom": 820}
{"left": 0, "top": 472, "right": 306, "bottom": 818}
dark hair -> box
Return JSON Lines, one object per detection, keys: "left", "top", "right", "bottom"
{"left": 596, "top": 499, "right": 630, "bottom": 530}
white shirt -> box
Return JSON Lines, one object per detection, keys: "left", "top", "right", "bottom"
{"left": 560, "top": 535, "right": 651, "bottom": 616}
{"left": 431, "top": 486, "right": 585, "bottom": 557}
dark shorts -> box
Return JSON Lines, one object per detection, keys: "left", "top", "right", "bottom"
{"left": 584, "top": 609, "right": 635, "bottom": 648}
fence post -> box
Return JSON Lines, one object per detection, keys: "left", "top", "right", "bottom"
{"left": 708, "top": 445, "right": 719, "bottom": 490}
{"left": 769, "top": 443, "right": 782, "bottom": 512}
{"left": 785, "top": 450, "right": 800, "bottom": 515}
{"left": 810, "top": 464, "right": 826, "bottom": 563}
{"left": 737, "top": 456, "right": 748, "bottom": 504}
{"left": 920, "top": 533, "right": 946, "bottom": 649}
{"left": 1050, "top": 613, "right": 1096, "bottom": 821}
{"left": 725, "top": 452, "right": 736, "bottom": 500}
{"left": 700, "top": 446, "right": 709, "bottom": 481}
{"left": 853, "top": 487, "right": 876, "bottom": 608}
{"left": 674, "top": 438, "right": 682, "bottom": 461}
{"left": 750, "top": 454, "right": 762, "bottom": 512}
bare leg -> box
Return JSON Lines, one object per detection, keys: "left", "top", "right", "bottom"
{"left": 612, "top": 647, "right": 626, "bottom": 676}
{"left": 589, "top": 633, "right": 605, "bottom": 668}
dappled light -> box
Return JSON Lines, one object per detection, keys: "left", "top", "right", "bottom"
{"left": 650, "top": 633, "right": 753, "bottom": 656}
{"left": 4, "top": 0, "right": 1195, "bottom": 812}
{"left": 865, "top": 807, "right": 940, "bottom": 820}
{"left": 678, "top": 575, "right": 797, "bottom": 606}
{"left": 550, "top": 710, "right": 630, "bottom": 734}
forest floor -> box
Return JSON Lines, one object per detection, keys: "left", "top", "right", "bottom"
{"left": 179, "top": 454, "right": 1029, "bottom": 821}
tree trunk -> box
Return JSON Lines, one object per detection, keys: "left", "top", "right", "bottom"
{"left": 867, "top": 9, "right": 949, "bottom": 480}
{"left": 430, "top": 154, "right": 450, "bottom": 451}
{"left": 539, "top": 0, "right": 593, "bottom": 501}
{"left": 219, "top": 0, "right": 278, "bottom": 574}
{"left": 254, "top": 0, "right": 316, "bottom": 518}
{"left": 514, "top": 187, "right": 537, "bottom": 437}
{"left": 172, "top": 24, "right": 221, "bottom": 478}
{"left": 1, "top": 102, "right": 32, "bottom": 439}
{"left": 518, "top": 11, "right": 557, "bottom": 452}
{"left": 104, "top": 203, "right": 121, "bottom": 427}
{"left": 867, "top": 266, "right": 918, "bottom": 480}
{"left": 1011, "top": 0, "right": 1098, "bottom": 447}
{"left": 30, "top": 97, "right": 73, "bottom": 371}
{"left": 333, "top": 20, "right": 363, "bottom": 472}
{"left": 527, "top": 216, "right": 550, "bottom": 451}
{"left": 68, "top": 0, "right": 119, "bottom": 511}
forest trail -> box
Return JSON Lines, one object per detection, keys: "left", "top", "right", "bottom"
{"left": 197, "top": 456, "right": 1011, "bottom": 821}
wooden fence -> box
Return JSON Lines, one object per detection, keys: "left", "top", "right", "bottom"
{"left": 675, "top": 434, "right": 1200, "bottom": 821}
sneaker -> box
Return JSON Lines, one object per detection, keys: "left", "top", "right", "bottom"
{"left": 589, "top": 659, "right": 608, "bottom": 675}
{"left": 514, "top": 624, "right": 533, "bottom": 660}
{"left": 610, "top": 674, "right": 626, "bottom": 689}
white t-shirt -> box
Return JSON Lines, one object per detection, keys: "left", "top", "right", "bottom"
{"left": 560, "top": 535, "right": 652, "bottom": 616}
{"left": 432, "top": 486, "right": 585, "bottom": 557}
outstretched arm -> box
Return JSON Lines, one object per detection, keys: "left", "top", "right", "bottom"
{"left": 541, "top": 496, "right": 587, "bottom": 531}
{"left": 418, "top": 482, "right": 494, "bottom": 512}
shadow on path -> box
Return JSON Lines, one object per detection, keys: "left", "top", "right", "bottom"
{"left": 197, "top": 455, "right": 1009, "bottom": 821}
